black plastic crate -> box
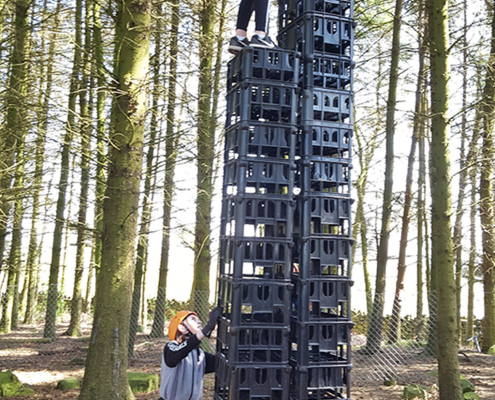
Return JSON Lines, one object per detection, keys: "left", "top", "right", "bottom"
{"left": 217, "top": 277, "right": 292, "bottom": 326}
{"left": 227, "top": 47, "right": 299, "bottom": 90}
{"left": 290, "top": 365, "right": 351, "bottom": 399}
{"left": 216, "top": 318, "right": 290, "bottom": 364}
{"left": 291, "top": 237, "right": 351, "bottom": 278}
{"left": 291, "top": 320, "right": 353, "bottom": 352}
{"left": 222, "top": 196, "right": 295, "bottom": 239}
{"left": 224, "top": 158, "right": 295, "bottom": 195}
{"left": 293, "top": 195, "right": 351, "bottom": 236}
{"left": 224, "top": 122, "right": 296, "bottom": 161}
{"left": 290, "top": 345, "right": 350, "bottom": 365}
{"left": 278, "top": 14, "right": 353, "bottom": 57}
{"left": 309, "top": 237, "right": 352, "bottom": 268}
{"left": 290, "top": 319, "right": 351, "bottom": 366}
{"left": 290, "top": 280, "right": 350, "bottom": 321}
{"left": 214, "top": 355, "right": 291, "bottom": 400}
{"left": 292, "top": 237, "right": 351, "bottom": 278}
{"left": 300, "top": 88, "right": 352, "bottom": 125}
{"left": 301, "top": 54, "right": 353, "bottom": 90}
{"left": 297, "top": 123, "right": 352, "bottom": 159}
{"left": 226, "top": 81, "right": 298, "bottom": 127}
{"left": 278, "top": 0, "right": 353, "bottom": 31}
{"left": 308, "top": 298, "right": 349, "bottom": 319}
{"left": 292, "top": 279, "right": 351, "bottom": 310}
{"left": 295, "top": 159, "right": 351, "bottom": 195}
{"left": 219, "top": 238, "right": 293, "bottom": 280}
{"left": 309, "top": 256, "right": 350, "bottom": 279}
{"left": 309, "top": 214, "right": 350, "bottom": 236}
{"left": 309, "top": 238, "right": 351, "bottom": 274}
{"left": 310, "top": 196, "right": 351, "bottom": 231}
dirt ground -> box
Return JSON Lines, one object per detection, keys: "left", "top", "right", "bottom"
{"left": 1, "top": 325, "right": 493, "bottom": 399}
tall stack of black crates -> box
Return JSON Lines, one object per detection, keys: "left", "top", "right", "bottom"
{"left": 215, "top": 1, "right": 354, "bottom": 399}
{"left": 279, "top": 0, "right": 354, "bottom": 399}
{"left": 215, "top": 48, "right": 300, "bottom": 400}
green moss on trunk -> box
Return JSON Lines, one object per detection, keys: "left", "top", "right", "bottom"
{"left": 78, "top": 0, "right": 151, "bottom": 398}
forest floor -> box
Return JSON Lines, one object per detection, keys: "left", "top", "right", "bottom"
{"left": 1, "top": 324, "right": 494, "bottom": 399}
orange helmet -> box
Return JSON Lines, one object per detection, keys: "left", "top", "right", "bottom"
{"left": 168, "top": 310, "right": 198, "bottom": 340}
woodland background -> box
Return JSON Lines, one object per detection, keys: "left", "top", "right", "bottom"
{"left": 0, "top": 0, "right": 493, "bottom": 397}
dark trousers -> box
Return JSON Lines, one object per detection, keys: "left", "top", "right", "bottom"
{"left": 236, "top": 0, "right": 270, "bottom": 32}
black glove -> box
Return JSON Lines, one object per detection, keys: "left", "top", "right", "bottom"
{"left": 202, "top": 306, "right": 222, "bottom": 337}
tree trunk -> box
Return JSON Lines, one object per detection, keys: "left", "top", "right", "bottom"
{"left": 210, "top": 0, "right": 227, "bottom": 136}
{"left": 60, "top": 153, "right": 77, "bottom": 295}
{"left": 416, "top": 91, "right": 426, "bottom": 336}
{"left": 10, "top": 151, "right": 26, "bottom": 331}
{"left": 423, "top": 95, "right": 438, "bottom": 356}
{"left": 43, "top": 0, "right": 82, "bottom": 338}
{"left": 353, "top": 127, "right": 373, "bottom": 316}
{"left": 388, "top": 132, "right": 417, "bottom": 344}
{"left": 140, "top": 251, "right": 148, "bottom": 328}
{"left": 24, "top": 0, "right": 60, "bottom": 325}
{"left": 128, "top": 12, "right": 161, "bottom": 352}
{"left": 191, "top": 0, "right": 216, "bottom": 314}
{"left": 479, "top": 4, "right": 495, "bottom": 353}
{"left": 452, "top": 0, "right": 469, "bottom": 336}
{"left": 388, "top": 7, "right": 426, "bottom": 342}
{"left": 151, "top": 0, "right": 181, "bottom": 338}
{"left": 92, "top": 0, "right": 106, "bottom": 284}
{"left": 0, "top": 0, "right": 30, "bottom": 333}
{"left": 83, "top": 62, "right": 98, "bottom": 315}
{"left": 427, "top": 0, "right": 461, "bottom": 396}
{"left": 66, "top": 0, "right": 92, "bottom": 336}
{"left": 78, "top": 0, "right": 150, "bottom": 396}
{"left": 352, "top": 44, "right": 383, "bottom": 316}
{"left": 84, "top": 246, "right": 94, "bottom": 313}
{"left": 1, "top": 145, "right": 26, "bottom": 332}
{"left": 0, "top": 0, "right": 30, "bottom": 274}
{"left": 467, "top": 161, "right": 477, "bottom": 344}
{"left": 465, "top": 63, "right": 482, "bottom": 344}
{"left": 366, "top": 0, "right": 403, "bottom": 354}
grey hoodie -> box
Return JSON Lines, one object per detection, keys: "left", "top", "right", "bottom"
{"left": 159, "top": 335, "right": 215, "bottom": 400}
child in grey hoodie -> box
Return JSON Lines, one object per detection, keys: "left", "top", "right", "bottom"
{"left": 159, "top": 308, "right": 221, "bottom": 400}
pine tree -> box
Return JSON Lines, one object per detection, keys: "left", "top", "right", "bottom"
{"left": 24, "top": 0, "right": 61, "bottom": 325}
{"left": 388, "top": 0, "right": 427, "bottom": 342}
{"left": 151, "top": 0, "right": 180, "bottom": 338}
{"left": 128, "top": 6, "right": 162, "bottom": 351}
{"left": 466, "top": 63, "right": 482, "bottom": 343}
{"left": 427, "top": 0, "right": 462, "bottom": 396}
{"left": 78, "top": 0, "right": 151, "bottom": 395}
{"left": 0, "top": 0, "right": 31, "bottom": 333}
{"left": 65, "top": 0, "right": 93, "bottom": 336}
{"left": 479, "top": 1, "right": 495, "bottom": 353}
{"left": 43, "top": 0, "right": 83, "bottom": 338}
{"left": 366, "top": 0, "right": 403, "bottom": 354}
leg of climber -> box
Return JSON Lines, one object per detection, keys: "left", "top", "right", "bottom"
{"left": 228, "top": 0, "right": 254, "bottom": 54}
{"left": 228, "top": 0, "right": 277, "bottom": 54}
{"left": 250, "top": 0, "right": 277, "bottom": 48}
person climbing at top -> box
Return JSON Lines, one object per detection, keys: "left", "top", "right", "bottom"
{"left": 228, "top": 0, "right": 279, "bottom": 54}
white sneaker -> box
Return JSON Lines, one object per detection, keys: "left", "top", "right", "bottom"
{"left": 228, "top": 36, "right": 250, "bottom": 54}
{"left": 250, "top": 35, "right": 278, "bottom": 49}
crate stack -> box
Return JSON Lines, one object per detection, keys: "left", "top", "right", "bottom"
{"left": 278, "top": 0, "right": 355, "bottom": 399}
{"left": 214, "top": 47, "right": 300, "bottom": 400}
